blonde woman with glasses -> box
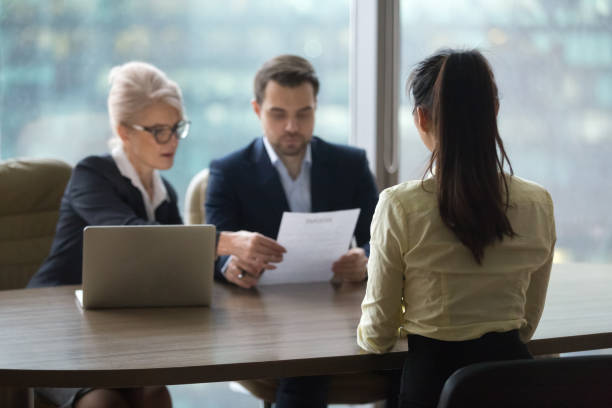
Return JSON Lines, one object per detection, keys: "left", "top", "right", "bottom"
{"left": 28, "top": 61, "right": 284, "bottom": 408}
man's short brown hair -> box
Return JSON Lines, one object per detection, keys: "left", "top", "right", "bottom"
{"left": 254, "top": 55, "right": 320, "bottom": 104}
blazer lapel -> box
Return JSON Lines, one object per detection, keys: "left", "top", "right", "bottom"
{"left": 310, "top": 137, "right": 333, "bottom": 212}
{"left": 251, "top": 138, "right": 290, "bottom": 214}
{"left": 107, "top": 155, "right": 148, "bottom": 220}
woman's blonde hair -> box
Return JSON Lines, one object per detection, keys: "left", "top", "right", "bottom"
{"left": 107, "top": 61, "right": 184, "bottom": 148}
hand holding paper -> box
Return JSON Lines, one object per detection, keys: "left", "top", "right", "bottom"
{"left": 258, "top": 209, "right": 361, "bottom": 285}
{"left": 332, "top": 247, "right": 368, "bottom": 282}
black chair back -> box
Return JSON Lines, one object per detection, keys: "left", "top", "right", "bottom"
{"left": 437, "top": 355, "right": 612, "bottom": 408}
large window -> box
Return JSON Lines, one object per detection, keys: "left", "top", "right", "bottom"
{"left": 0, "top": 0, "right": 350, "bottom": 210}
{"left": 399, "top": 0, "right": 612, "bottom": 264}
{"left": 1, "top": 2, "right": 350, "bottom": 406}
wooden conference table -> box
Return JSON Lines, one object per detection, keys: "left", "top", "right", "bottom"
{"left": 0, "top": 262, "right": 610, "bottom": 389}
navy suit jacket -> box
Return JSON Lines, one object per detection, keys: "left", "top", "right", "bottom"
{"left": 27, "top": 154, "right": 182, "bottom": 288}
{"left": 206, "top": 136, "right": 379, "bottom": 281}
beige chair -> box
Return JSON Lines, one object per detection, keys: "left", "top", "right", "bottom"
{"left": 0, "top": 158, "right": 72, "bottom": 408}
{"left": 184, "top": 168, "right": 393, "bottom": 407}
{"left": 184, "top": 168, "right": 209, "bottom": 224}
{"left": 0, "top": 158, "right": 71, "bottom": 290}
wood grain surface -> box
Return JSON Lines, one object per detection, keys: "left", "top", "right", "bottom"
{"left": 0, "top": 262, "right": 610, "bottom": 387}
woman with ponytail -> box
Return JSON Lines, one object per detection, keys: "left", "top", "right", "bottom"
{"left": 357, "top": 49, "right": 556, "bottom": 407}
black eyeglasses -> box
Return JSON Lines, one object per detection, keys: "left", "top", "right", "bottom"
{"left": 129, "top": 120, "right": 191, "bottom": 144}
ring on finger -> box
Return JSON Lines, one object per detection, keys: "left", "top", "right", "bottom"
{"left": 237, "top": 271, "right": 244, "bottom": 279}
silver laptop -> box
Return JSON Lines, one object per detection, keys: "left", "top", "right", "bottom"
{"left": 77, "top": 224, "right": 216, "bottom": 309}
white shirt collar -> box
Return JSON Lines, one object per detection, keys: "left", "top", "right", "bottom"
{"left": 262, "top": 136, "right": 312, "bottom": 212}
{"left": 262, "top": 136, "right": 312, "bottom": 166}
{"left": 111, "top": 145, "right": 168, "bottom": 221}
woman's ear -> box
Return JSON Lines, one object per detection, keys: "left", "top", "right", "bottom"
{"left": 414, "top": 107, "right": 436, "bottom": 152}
{"left": 416, "top": 107, "right": 430, "bottom": 134}
{"left": 116, "top": 124, "right": 130, "bottom": 144}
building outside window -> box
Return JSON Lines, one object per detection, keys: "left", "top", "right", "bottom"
{"left": 0, "top": 0, "right": 350, "bottom": 213}
{"left": 399, "top": 0, "right": 612, "bottom": 264}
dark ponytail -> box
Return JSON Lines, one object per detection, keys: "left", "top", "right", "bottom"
{"left": 409, "top": 49, "right": 515, "bottom": 264}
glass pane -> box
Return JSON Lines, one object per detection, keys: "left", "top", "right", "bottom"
{"left": 0, "top": 0, "right": 350, "bottom": 210}
{"left": 399, "top": 0, "right": 612, "bottom": 263}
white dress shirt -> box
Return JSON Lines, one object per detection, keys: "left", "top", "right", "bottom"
{"left": 111, "top": 145, "right": 168, "bottom": 221}
{"left": 222, "top": 137, "right": 313, "bottom": 276}
{"left": 262, "top": 136, "right": 312, "bottom": 213}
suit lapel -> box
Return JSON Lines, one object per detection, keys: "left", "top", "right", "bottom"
{"left": 310, "top": 137, "right": 333, "bottom": 212}
{"left": 107, "top": 155, "right": 149, "bottom": 220}
{"left": 251, "top": 138, "right": 290, "bottom": 214}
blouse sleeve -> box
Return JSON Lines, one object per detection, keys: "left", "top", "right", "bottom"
{"left": 357, "top": 188, "right": 407, "bottom": 353}
{"left": 520, "top": 192, "right": 556, "bottom": 342}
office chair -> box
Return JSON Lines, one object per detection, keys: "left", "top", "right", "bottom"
{"left": 437, "top": 355, "right": 612, "bottom": 408}
{"left": 0, "top": 158, "right": 72, "bottom": 408}
{"left": 184, "top": 168, "right": 209, "bottom": 224}
{"left": 0, "top": 158, "right": 71, "bottom": 290}
{"left": 185, "top": 168, "right": 394, "bottom": 407}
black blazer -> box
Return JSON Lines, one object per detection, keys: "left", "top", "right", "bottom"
{"left": 205, "top": 136, "right": 379, "bottom": 281}
{"left": 27, "top": 154, "right": 182, "bottom": 287}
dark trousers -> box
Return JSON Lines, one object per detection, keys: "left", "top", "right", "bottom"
{"left": 276, "top": 376, "right": 329, "bottom": 408}
{"left": 276, "top": 370, "right": 402, "bottom": 408}
{"left": 399, "top": 330, "right": 532, "bottom": 408}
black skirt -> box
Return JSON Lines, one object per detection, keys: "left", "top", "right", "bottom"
{"left": 399, "top": 330, "right": 531, "bottom": 408}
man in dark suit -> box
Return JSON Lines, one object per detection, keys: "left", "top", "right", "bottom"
{"left": 205, "top": 55, "right": 380, "bottom": 407}
{"left": 206, "top": 55, "right": 378, "bottom": 289}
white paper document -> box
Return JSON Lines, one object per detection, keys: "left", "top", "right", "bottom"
{"left": 258, "top": 208, "right": 361, "bottom": 285}
{"left": 75, "top": 289, "right": 83, "bottom": 307}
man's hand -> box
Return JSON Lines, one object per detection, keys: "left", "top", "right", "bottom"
{"left": 217, "top": 230, "right": 286, "bottom": 274}
{"left": 223, "top": 256, "right": 260, "bottom": 289}
{"left": 332, "top": 248, "right": 368, "bottom": 282}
